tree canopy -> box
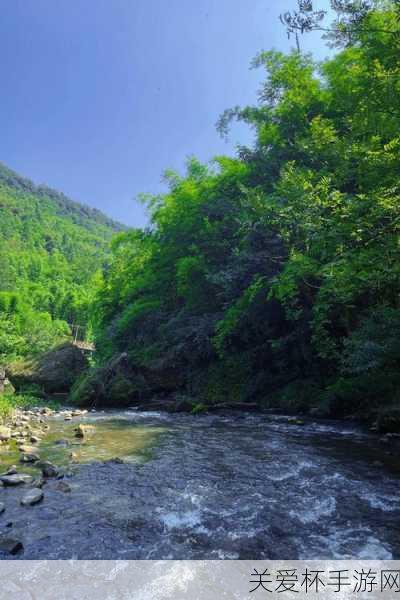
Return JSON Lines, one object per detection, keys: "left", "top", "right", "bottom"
{"left": 90, "top": 1, "right": 400, "bottom": 415}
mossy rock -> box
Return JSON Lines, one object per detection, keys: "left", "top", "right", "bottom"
{"left": 70, "top": 352, "right": 183, "bottom": 408}
{"left": 7, "top": 342, "right": 89, "bottom": 394}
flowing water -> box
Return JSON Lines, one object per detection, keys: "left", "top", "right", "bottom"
{"left": 0, "top": 410, "right": 399, "bottom": 559}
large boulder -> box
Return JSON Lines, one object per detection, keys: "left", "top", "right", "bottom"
{"left": 70, "top": 352, "right": 182, "bottom": 408}
{"left": 7, "top": 342, "right": 89, "bottom": 394}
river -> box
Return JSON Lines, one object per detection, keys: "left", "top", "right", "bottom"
{"left": 0, "top": 410, "right": 399, "bottom": 559}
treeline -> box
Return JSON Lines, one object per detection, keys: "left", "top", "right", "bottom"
{"left": 0, "top": 165, "right": 121, "bottom": 362}
{"left": 84, "top": 1, "right": 400, "bottom": 421}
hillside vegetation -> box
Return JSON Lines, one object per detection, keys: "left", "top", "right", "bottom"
{"left": 0, "top": 163, "right": 122, "bottom": 363}
{"left": 77, "top": 1, "right": 400, "bottom": 427}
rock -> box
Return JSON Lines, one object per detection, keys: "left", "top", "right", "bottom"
{"left": 71, "top": 410, "right": 87, "bottom": 417}
{"left": 287, "top": 417, "right": 305, "bottom": 425}
{"left": 20, "top": 452, "right": 40, "bottom": 463}
{"left": 0, "top": 474, "right": 33, "bottom": 486}
{"left": 6, "top": 342, "right": 89, "bottom": 394}
{"left": 18, "top": 445, "right": 36, "bottom": 454}
{"left": 0, "top": 537, "right": 23, "bottom": 555}
{"left": 69, "top": 351, "right": 182, "bottom": 408}
{"left": 55, "top": 481, "right": 71, "bottom": 493}
{"left": 29, "top": 475, "right": 45, "bottom": 489}
{"left": 74, "top": 424, "right": 95, "bottom": 438}
{"left": 104, "top": 457, "right": 124, "bottom": 464}
{"left": 21, "top": 488, "right": 43, "bottom": 506}
{"left": 64, "top": 416, "right": 72, "bottom": 421}
{"left": 38, "top": 461, "right": 59, "bottom": 478}
{"left": 4, "top": 466, "right": 17, "bottom": 475}
{"left": 30, "top": 435, "right": 41, "bottom": 443}
{"left": 0, "top": 375, "right": 15, "bottom": 395}
{"left": 0, "top": 427, "right": 11, "bottom": 441}
{"left": 55, "top": 439, "right": 69, "bottom": 447}
{"left": 0, "top": 503, "right": 5, "bottom": 514}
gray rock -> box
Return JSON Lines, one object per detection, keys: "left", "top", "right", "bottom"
{"left": 21, "top": 488, "right": 44, "bottom": 506}
{"left": 0, "top": 502, "right": 5, "bottom": 514}
{"left": 7, "top": 342, "right": 89, "bottom": 394}
{"left": 20, "top": 452, "right": 40, "bottom": 463}
{"left": 3, "top": 465, "right": 17, "bottom": 476}
{"left": 38, "top": 461, "right": 59, "bottom": 478}
{"left": 55, "top": 481, "right": 71, "bottom": 493}
{"left": 0, "top": 474, "right": 33, "bottom": 486}
{"left": 0, "top": 537, "right": 23, "bottom": 555}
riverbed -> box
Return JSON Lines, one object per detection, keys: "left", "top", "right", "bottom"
{"left": 1, "top": 409, "right": 399, "bottom": 559}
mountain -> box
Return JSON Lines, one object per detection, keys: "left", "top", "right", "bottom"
{"left": 0, "top": 162, "right": 125, "bottom": 361}
{"left": 0, "top": 163, "right": 124, "bottom": 233}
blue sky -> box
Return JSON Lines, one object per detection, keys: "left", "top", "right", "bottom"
{"left": 0, "top": 0, "right": 332, "bottom": 226}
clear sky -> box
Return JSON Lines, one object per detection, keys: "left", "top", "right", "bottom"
{"left": 0, "top": 0, "right": 332, "bottom": 227}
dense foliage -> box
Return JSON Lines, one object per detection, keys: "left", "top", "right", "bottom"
{"left": 91, "top": 1, "right": 400, "bottom": 417}
{"left": 0, "top": 163, "right": 122, "bottom": 362}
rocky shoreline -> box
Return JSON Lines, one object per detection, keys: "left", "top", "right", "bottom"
{"left": 0, "top": 406, "right": 89, "bottom": 555}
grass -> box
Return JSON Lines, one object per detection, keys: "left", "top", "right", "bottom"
{"left": 0, "top": 392, "right": 60, "bottom": 422}
{"left": 0, "top": 393, "right": 37, "bottom": 421}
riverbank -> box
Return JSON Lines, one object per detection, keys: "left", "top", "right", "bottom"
{"left": 0, "top": 405, "right": 90, "bottom": 555}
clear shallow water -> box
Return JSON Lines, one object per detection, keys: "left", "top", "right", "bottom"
{"left": 0, "top": 410, "right": 399, "bottom": 559}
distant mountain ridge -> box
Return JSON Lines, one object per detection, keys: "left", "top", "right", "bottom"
{"left": 0, "top": 161, "right": 125, "bottom": 233}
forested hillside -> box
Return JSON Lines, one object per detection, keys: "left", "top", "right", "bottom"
{"left": 78, "top": 1, "right": 400, "bottom": 427}
{"left": 0, "top": 163, "right": 122, "bottom": 362}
